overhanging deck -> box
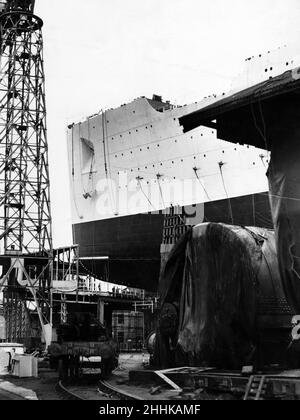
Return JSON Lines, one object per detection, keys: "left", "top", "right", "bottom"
{"left": 179, "top": 67, "right": 300, "bottom": 149}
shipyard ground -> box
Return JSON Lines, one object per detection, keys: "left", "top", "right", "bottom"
{"left": 0, "top": 388, "right": 25, "bottom": 400}
{"left": 0, "top": 353, "right": 237, "bottom": 400}
{"left": 2, "top": 353, "right": 300, "bottom": 400}
{"left": 0, "top": 377, "right": 38, "bottom": 400}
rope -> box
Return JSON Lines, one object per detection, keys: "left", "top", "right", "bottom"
{"left": 71, "top": 125, "right": 75, "bottom": 177}
{"left": 250, "top": 102, "right": 266, "bottom": 145}
{"left": 193, "top": 167, "right": 211, "bottom": 201}
{"left": 102, "top": 111, "right": 109, "bottom": 179}
{"left": 70, "top": 126, "right": 83, "bottom": 219}
{"left": 218, "top": 162, "right": 234, "bottom": 224}
{"left": 255, "top": 210, "right": 273, "bottom": 227}
{"left": 258, "top": 100, "right": 270, "bottom": 152}
{"left": 156, "top": 174, "right": 188, "bottom": 226}
{"left": 250, "top": 101, "right": 275, "bottom": 175}
{"left": 79, "top": 122, "right": 95, "bottom": 198}
{"left": 156, "top": 174, "right": 166, "bottom": 209}
{"left": 136, "top": 176, "right": 156, "bottom": 211}
{"left": 262, "top": 192, "right": 300, "bottom": 203}
{"left": 259, "top": 154, "right": 267, "bottom": 168}
{"left": 102, "top": 111, "right": 117, "bottom": 214}
{"left": 136, "top": 175, "right": 186, "bottom": 227}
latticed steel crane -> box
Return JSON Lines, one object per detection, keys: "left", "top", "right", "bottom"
{"left": 0, "top": 0, "right": 53, "bottom": 345}
{"left": 0, "top": 1, "right": 35, "bottom": 13}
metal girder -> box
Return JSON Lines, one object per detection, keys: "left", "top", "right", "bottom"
{"left": 0, "top": 7, "right": 53, "bottom": 345}
{"left": 0, "top": 10, "right": 51, "bottom": 255}
{"left": 0, "top": 1, "right": 35, "bottom": 14}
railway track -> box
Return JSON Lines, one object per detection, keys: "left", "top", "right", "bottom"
{"left": 55, "top": 380, "right": 86, "bottom": 400}
{"left": 55, "top": 378, "right": 141, "bottom": 401}
{"left": 98, "top": 379, "right": 142, "bottom": 401}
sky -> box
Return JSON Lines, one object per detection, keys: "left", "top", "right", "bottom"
{"left": 34, "top": 0, "right": 300, "bottom": 248}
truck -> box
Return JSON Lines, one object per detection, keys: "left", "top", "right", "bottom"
{"left": 48, "top": 312, "right": 118, "bottom": 379}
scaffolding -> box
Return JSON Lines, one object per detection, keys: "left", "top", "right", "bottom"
{"left": 53, "top": 245, "right": 79, "bottom": 325}
{"left": 0, "top": 300, "right": 5, "bottom": 341}
{"left": 112, "top": 311, "right": 144, "bottom": 352}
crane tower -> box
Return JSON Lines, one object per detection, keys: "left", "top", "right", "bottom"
{"left": 0, "top": 0, "right": 53, "bottom": 345}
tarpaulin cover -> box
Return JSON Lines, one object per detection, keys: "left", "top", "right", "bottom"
{"left": 268, "top": 114, "right": 300, "bottom": 313}
{"left": 155, "top": 223, "right": 286, "bottom": 369}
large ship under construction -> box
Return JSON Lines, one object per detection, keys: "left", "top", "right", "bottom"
{"left": 67, "top": 46, "right": 300, "bottom": 291}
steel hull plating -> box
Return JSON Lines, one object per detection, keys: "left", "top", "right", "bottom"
{"left": 74, "top": 192, "right": 272, "bottom": 290}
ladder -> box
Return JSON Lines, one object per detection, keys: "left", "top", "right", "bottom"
{"left": 244, "top": 375, "right": 267, "bottom": 400}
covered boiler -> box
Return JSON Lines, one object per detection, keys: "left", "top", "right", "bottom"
{"left": 155, "top": 223, "right": 296, "bottom": 370}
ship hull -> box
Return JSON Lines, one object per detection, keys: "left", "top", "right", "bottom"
{"left": 73, "top": 192, "right": 272, "bottom": 291}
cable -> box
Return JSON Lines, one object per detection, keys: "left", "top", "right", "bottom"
{"left": 136, "top": 175, "right": 188, "bottom": 228}
{"left": 255, "top": 210, "right": 273, "bottom": 227}
{"left": 70, "top": 126, "right": 83, "bottom": 220}
{"left": 262, "top": 191, "right": 300, "bottom": 203}
{"left": 79, "top": 123, "right": 93, "bottom": 198}
{"left": 258, "top": 100, "right": 270, "bottom": 151}
{"left": 156, "top": 174, "right": 166, "bottom": 209}
{"left": 250, "top": 100, "right": 276, "bottom": 177}
{"left": 218, "top": 162, "right": 234, "bottom": 224}
{"left": 84, "top": 118, "right": 95, "bottom": 197}
{"left": 193, "top": 167, "right": 211, "bottom": 201}
{"left": 102, "top": 111, "right": 118, "bottom": 215}
{"left": 250, "top": 102, "right": 266, "bottom": 145}
{"left": 136, "top": 176, "right": 156, "bottom": 212}
{"left": 157, "top": 174, "right": 188, "bottom": 226}
{"left": 101, "top": 112, "right": 109, "bottom": 179}
{"left": 259, "top": 154, "right": 267, "bottom": 168}
{"left": 71, "top": 125, "right": 75, "bottom": 177}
